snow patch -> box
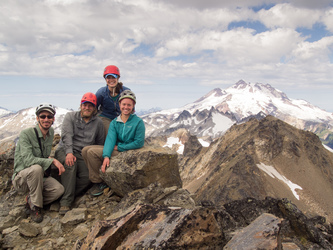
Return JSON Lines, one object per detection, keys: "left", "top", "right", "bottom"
{"left": 198, "top": 139, "right": 210, "bottom": 147}
{"left": 163, "top": 137, "right": 184, "bottom": 154}
{"left": 257, "top": 163, "right": 303, "bottom": 200}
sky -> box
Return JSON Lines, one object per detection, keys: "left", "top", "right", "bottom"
{"left": 1, "top": 0, "right": 333, "bottom": 113}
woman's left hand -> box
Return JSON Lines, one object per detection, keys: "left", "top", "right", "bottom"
{"left": 101, "top": 157, "right": 110, "bottom": 173}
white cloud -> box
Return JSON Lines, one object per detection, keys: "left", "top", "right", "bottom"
{"left": 0, "top": 0, "right": 332, "bottom": 112}
{"left": 258, "top": 3, "right": 322, "bottom": 29}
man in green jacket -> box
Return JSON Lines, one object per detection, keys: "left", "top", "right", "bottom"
{"left": 12, "top": 103, "right": 65, "bottom": 223}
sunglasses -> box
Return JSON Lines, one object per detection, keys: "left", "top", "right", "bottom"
{"left": 39, "top": 115, "right": 54, "bottom": 119}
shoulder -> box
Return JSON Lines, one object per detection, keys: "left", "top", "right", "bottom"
{"left": 130, "top": 114, "right": 143, "bottom": 123}
{"left": 96, "top": 86, "right": 108, "bottom": 94}
{"left": 20, "top": 127, "right": 34, "bottom": 136}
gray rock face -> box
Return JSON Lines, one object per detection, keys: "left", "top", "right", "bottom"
{"left": 101, "top": 146, "right": 182, "bottom": 197}
{"left": 224, "top": 213, "right": 282, "bottom": 249}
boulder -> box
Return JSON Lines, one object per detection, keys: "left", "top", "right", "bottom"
{"left": 101, "top": 146, "right": 182, "bottom": 197}
{"left": 0, "top": 140, "right": 15, "bottom": 161}
{"left": 76, "top": 204, "right": 225, "bottom": 249}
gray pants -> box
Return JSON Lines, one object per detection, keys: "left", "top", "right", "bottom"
{"left": 55, "top": 148, "right": 91, "bottom": 207}
{"left": 12, "top": 165, "right": 64, "bottom": 208}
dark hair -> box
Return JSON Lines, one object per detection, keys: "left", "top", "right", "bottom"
{"left": 115, "top": 81, "right": 124, "bottom": 94}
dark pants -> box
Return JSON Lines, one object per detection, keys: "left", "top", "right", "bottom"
{"left": 55, "top": 148, "right": 91, "bottom": 207}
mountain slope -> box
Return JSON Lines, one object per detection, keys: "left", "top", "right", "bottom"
{"left": 0, "top": 107, "right": 13, "bottom": 118}
{"left": 179, "top": 116, "right": 333, "bottom": 222}
{"left": 0, "top": 107, "right": 71, "bottom": 142}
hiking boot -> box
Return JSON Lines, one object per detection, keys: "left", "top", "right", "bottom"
{"left": 30, "top": 206, "right": 43, "bottom": 223}
{"left": 89, "top": 182, "right": 108, "bottom": 197}
{"left": 59, "top": 206, "right": 70, "bottom": 215}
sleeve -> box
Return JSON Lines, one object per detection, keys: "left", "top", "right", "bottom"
{"left": 61, "top": 113, "right": 74, "bottom": 155}
{"left": 95, "top": 87, "right": 104, "bottom": 111}
{"left": 102, "top": 120, "right": 118, "bottom": 158}
{"left": 117, "top": 119, "right": 145, "bottom": 152}
{"left": 19, "top": 131, "right": 53, "bottom": 169}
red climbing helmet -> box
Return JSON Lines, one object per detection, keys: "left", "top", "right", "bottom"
{"left": 81, "top": 92, "right": 97, "bottom": 106}
{"left": 103, "top": 65, "right": 120, "bottom": 78}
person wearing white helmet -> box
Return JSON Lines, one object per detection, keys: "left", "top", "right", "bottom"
{"left": 82, "top": 90, "right": 145, "bottom": 197}
{"left": 12, "top": 103, "right": 65, "bottom": 223}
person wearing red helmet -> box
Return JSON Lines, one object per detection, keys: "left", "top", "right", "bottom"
{"left": 95, "top": 65, "right": 130, "bottom": 137}
{"left": 82, "top": 90, "right": 145, "bottom": 197}
{"left": 55, "top": 92, "right": 105, "bottom": 215}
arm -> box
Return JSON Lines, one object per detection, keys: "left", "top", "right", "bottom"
{"left": 96, "top": 87, "right": 104, "bottom": 111}
{"left": 61, "top": 112, "right": 77, "bottom": 166}
{"left": 61, "top": 112, "right": 75, "bottom": 155}
{"left": 52, "top": 158, "right": 65, "bottom": 175}
{"left": 102, "top": 120, "right": 117, "bottom": 158}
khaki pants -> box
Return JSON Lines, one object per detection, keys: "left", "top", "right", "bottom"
{"left": 13, "top": 165, "right": 64, "bottom": 208}
{"left": 82, "top": 145, "right": 118, "bottom": 184}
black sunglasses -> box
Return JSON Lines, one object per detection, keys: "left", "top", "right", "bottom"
{"left": 39, "top": 115, "right": 54, "bottom": 119}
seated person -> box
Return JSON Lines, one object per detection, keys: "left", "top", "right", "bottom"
{"left": 82, "top": 90, "right": 145, "bottom": 196}
{"left": 55, "top": 92, "right": 105, "bottom": 215}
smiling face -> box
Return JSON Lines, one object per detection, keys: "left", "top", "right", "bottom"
{"left": 120, "top": 98, "right": 135, "bottom": 116}
{"left": 80, "top": 102, "right": 95, "bottom": 120}
{"left": 105, "top": 75, "right": 119, "bottom": 90}
{"left": 36, "top": 110, "right": 55, "bottom": 131}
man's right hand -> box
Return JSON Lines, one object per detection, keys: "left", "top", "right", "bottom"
{"left": 52, "top": 159, "right": 65, "bottom": 175}
{"left": 65, "top": 153, "right": 76, "bottom": 166}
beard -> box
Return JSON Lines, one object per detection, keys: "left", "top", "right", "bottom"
{"left": 81, "top": 109, "right": 94, "bottom": 118}
{"left": 38, "top": 120, "right": 53, "bottom": 130}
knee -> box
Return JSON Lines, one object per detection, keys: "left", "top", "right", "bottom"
{"left": 54, "top": 183, "right": 65, "bottom": 200}
{"left": 29, "top": 165, "right": 44, "bottom": 177}
{"left": 82, "top": 146, "right": 89, "bottom": 158}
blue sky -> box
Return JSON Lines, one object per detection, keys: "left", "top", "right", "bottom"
{"left": 0, "top": 0, "right": 333, "bottom": 112}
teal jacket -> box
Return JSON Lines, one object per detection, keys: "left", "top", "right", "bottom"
{"left": 12, "top": 125, "right": 54, "bottom": 179}
{"left": 102, "top": 114, "right": 145, "bottom": 158}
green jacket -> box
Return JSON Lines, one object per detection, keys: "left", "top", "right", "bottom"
{"left": 12, "top": 125, "right": 54, "bottom": 179}
{"left": 102, "top": 114, "right": 145, "bottom": 158}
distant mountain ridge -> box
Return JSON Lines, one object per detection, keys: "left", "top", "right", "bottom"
{"left": 0, "top": 80, "right": 332, "bottom": 148}
{"left": 142, "top": 80, "right": 333, "bottom": 148}
{"left": 0, "top": 106, "right": 71, "bottom": 142}
{"left": 0, "top": 107, "right": 13, "bottom": 118}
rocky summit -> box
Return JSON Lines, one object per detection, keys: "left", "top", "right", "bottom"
{"left": 0, "top": 116, "right": 333, "bottom": 249}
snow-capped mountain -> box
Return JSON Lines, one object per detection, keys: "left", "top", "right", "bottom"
{"left": 0, "top": 107, "right": 13, "bottom": 118}
{"left": 0, "top": 106, "right": 71, "bottom": 142}
{"left": 192, "top": 80, "right": 332, "bottom": 123}
{"left": 142, "top": 80, "right": 333, "bottom": 147}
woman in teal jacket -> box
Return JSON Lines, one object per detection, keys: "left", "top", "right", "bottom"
{"left": 102, "top": 90, "right": 145, "bottom": 172}
{"left": 82, "top": 90, "right": 145, "bottom": 196}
